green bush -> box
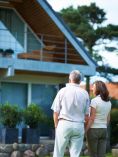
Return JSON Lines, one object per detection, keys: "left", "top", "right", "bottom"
{"left": 110, "top": 108, "right": 118, "bottom": 145}
{"left": 0, "top": 102, "right": 22, "bottom": 128}
{"left": 111, "top": 99, "right": 118, "bottom": 108}
{"left": 23, "top": 103, "right": 46, "bottom": 128}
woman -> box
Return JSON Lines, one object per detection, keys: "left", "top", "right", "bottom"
{"left": 86, "top": 81, "right": 111, "bottom": 157}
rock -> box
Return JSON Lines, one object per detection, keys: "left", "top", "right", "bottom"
{"left": 13, "top": 143, "right": 19, "bottom": 150}
{"left": 44, "top": 144, "right": 54, "bottom": 152}
{"left": 11, "top": 151, "right": 21, "bottom": 157}
{"left": 31, "top": 144, "right": 39, "bottom": 152}
{"left": 84, "top": 149, "right": 89, "bottom": 156}
{"left": 23, "top": 144, "right": 32, "bottom": 150}
{"left": 18, "top": 144, "right": 26, "bottom": 152}
{"left": 0, "top": 153, "right": 9, "bottom": 157}
{"left": 82, "top": 142, "right": 87, "bottom": 151}
{"left": 0, "top": 144, "right": 13, "bottom": 153}
{"left": 23, "top": 150, "right": 35, "bottom": 157}
{"left": 112, "top": 149, "right": 118, "bottom": 157}
{"left": 36, "top": 146, "right": 48, "bottom": 157}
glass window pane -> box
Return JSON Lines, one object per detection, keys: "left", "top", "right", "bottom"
{"left": 0, "top": 8, "right": 24, "bottom": 55}
{"left": 31, "top": 84, "right": 57, "bottom": 136}
{"left": 1, "top": 82, "right": 27, "bottom": 108}
{"left": 27, "top": 28, "right": 42, "bottom": 52}
{"left": 32, "top": 84, "right": 57, "bottom": 116}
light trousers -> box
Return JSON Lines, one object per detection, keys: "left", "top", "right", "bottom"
{"left": 53, "top": 120, "right": 84, "bottom": 157}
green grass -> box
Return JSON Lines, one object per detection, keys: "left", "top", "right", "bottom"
{"left": 80, "top": 154, "right": 111, "bottom": 157}
{"left": 45, "top": 153, "right": 112, "bottom": 157}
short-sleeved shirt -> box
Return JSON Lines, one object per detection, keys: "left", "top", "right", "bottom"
{"left": 90, "top": 95, "right": 111, "bottom": 128}
{"left": 51, "top": 83, "right": 90, "bottom": 123}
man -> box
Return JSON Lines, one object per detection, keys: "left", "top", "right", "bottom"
{"left": 51, "top": 70, "right": 90, "bottom": 157}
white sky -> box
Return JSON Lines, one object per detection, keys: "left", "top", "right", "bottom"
{"left": 47, "top": 0, "right": 118, "bottom": 25}
{"left": 47, "top": 0, "right": 118, "bottom": 69}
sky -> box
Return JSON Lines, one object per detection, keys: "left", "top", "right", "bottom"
{"left": 47, "top": 0, "right": 118, "bottom": 25}
{"left": 47, "top": 0, "right": 118, "bottom": 70}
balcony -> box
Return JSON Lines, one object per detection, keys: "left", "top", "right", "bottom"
{"left": 0, "top": 29, "right": 87, "bottom": 65}
{"left": 0, "top": 30, "right": 96, "bottom": 76}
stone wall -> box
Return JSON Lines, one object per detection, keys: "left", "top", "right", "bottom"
{"left": 0, "top": 141, "right": 89, "bottom": 157}
{"left": 112, "top": 144, "right": 118, "bottom": 157}
{"left": 112, "top": 149, "right": 118, "bottom": 157}
{"left": 0, "top": 141, "right": 114, "bottom": 157}
{"left": 0, "top": 143, "right": 54, "bottom": 157}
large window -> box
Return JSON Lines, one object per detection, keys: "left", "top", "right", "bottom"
{"left": 0, "top": 8, "right": 42, "bottom": 56}
{"left": 31, "top": 84, "right": 58, "bottom": 136}
{"left": 32, "top": 84, "right": 57, "bottom": 116}
{"left": 0, "top": 8, "right": 24, "bottom": 55}
{"left": 0, "top": 82, "right": 58, "bottom": 113}
{"left": 0, "top": 82, "right": 27, "bottom": 137}
{"left": 0, "top": 82, "right": 27, "bottom": 108}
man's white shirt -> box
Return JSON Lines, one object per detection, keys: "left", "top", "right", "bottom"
{"left": 51, "top": 83, "right": 89, "bottom": 123}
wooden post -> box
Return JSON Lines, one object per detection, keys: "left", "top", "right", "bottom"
{"left": 86, "top": 76, "right": 90, "bottom": 94}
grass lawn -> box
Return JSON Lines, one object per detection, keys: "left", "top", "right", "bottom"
{"left": 80, "top": 154, "right": 111, "bottom": 157}
{"left": 45, "top": 153, "right": 112, "bottom": 157}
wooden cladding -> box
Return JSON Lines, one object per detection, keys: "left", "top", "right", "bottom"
{"left": 11, "top": 0, "right": 62, "bottom": 36}
{"left": 8, "top": 0, "right": 22, "bottom": 2}
{"left": 9, "top": 0, "right": 87, "bottom": 65}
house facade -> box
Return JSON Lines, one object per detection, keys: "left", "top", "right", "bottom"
{"left": 0, "top": 0, "right": 96, "bottom": 118}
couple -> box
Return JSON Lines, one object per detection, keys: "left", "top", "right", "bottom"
{"left": 51, "top": 70, "right": 111, "bottom": 157}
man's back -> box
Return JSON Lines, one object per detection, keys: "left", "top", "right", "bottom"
{"left": 52, "top": 83, "right": 89, "bottom": 122}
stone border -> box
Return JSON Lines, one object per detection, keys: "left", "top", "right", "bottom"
{"left": 0, "top": 143, "right": 54, "bottom": 157}
{"left": 0, "top": 141, "right": 90, "bottom": 157}
{"left": 112, "top": 148, "right": 118, "bottom": 157}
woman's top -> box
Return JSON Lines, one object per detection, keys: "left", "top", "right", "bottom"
{"left": 90, "top": 95, "right": 111, "bottom": 128}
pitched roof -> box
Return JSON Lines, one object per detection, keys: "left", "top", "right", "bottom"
{"left": 37, "top": 0, "right": 97, "bottom": 67}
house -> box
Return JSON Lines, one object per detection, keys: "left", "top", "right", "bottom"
{"left": 0, "top": 0, "right": 96, "bottom": 117}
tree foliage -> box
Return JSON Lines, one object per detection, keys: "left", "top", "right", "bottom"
{"left": 59, "top": 3, "right": 118, "bottom": 61}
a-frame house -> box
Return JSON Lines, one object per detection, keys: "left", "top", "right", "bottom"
{"left": 0, "top": 0, "right": 96, "bottom": 117}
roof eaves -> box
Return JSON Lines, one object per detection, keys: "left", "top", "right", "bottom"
{"left": 37, "top": 0, "right": 97, "bottom": 67}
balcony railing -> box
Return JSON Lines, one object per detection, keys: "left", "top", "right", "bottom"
{"left": 0, "top": 30, "right": 85, "bottom": 65}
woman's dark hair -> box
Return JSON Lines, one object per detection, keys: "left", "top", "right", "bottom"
{"left": 94, "top": 81, "right": 110, "bottom": 101}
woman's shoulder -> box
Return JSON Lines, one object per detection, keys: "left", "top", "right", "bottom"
{"left": 91, "top": 96, "right": 100, "bottom": 102}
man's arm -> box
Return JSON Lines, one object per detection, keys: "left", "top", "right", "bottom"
{"left": 53, "top": 112, "right": 59, "bottom": 128}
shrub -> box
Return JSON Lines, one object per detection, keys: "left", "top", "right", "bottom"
{"left": 0, "top": 102, "right": 22, "bottom": 128}
{"left": 110, "top": 108, "right": 118, "bottom": 145}
{"left": 0, "top": 48, "right": 4, "bottom": 53}
{"left": 0, "top": 49, "right": 4, "bottom": 56}
{"left": 23, "top": 103, "right": 46, "bottom": 128}
{"left": 111, "top": 99, "right": 118, "bottom": 108}
{"left": 4, "top": 48, "right": 14, "bottom": 54}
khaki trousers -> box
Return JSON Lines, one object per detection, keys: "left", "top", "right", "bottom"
{"left": 87, "top": 128, "right": 107, "bottom": 157}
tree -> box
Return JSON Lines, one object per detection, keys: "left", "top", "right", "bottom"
{"left": 59, "top": 3, "right": 118, "bottom": 62}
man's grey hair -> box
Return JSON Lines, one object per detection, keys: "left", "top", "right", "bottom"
{"left": 69, "top": 70, "right": 81, "bottom": 83}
